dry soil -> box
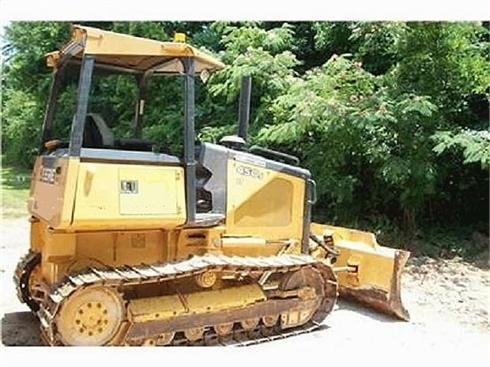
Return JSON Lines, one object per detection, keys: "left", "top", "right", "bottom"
{"left": 1, "top": 218, "right": 488, "bottom": 366}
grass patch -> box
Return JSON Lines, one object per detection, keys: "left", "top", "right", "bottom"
{"left": 1, "top": 158, "right": 31, "bottom": 219}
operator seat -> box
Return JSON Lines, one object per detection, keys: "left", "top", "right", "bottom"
{"left": 82, "top": 113, "right": 115, "bottom": 148}
{"left": 82, "top": 113, "right": 154, "bottom": 152}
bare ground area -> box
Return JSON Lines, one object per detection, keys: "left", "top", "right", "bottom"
{"left": 0, "top": 218, "right": 488, "bottom": 366}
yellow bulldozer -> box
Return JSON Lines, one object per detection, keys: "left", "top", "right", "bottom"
{"left": 14, "top": 25, "right": 409, "bottom": 346}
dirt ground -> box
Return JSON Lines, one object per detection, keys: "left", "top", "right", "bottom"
{"left": 0, "top": 217, "right": 488, "bottom": 366}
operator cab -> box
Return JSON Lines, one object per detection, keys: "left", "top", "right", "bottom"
{"left": 39, "top": 25, "right": 311, "bottom": 235}
{"left": 40, "top": 25, "right": 225, "bottom": 226}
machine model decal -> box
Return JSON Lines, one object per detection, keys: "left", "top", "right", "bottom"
{"left": 236, "top": 165, "right": 264, "bottom": 180}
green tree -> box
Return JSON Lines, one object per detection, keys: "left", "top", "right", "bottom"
{"left": 201, "top": 23, "right": 299, "bottom": 142}
{"left": 1, "top": 21, "right": 488, "bottom": 239}
{"left": 257, "top": 55, "right": 438, "bottom": 227}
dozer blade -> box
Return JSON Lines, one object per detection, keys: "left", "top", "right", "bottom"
{"left": 311, "top": 223, "right": 410, "bottom": 321}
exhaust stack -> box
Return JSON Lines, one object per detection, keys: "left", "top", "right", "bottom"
{"left": 237, "top": 75, "right": 252, "bottom": 141}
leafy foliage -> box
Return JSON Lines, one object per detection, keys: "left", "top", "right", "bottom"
{"left": 395, "top": 22, "right": 489, "bottom": 117}
{"left": 433, "top": 129, "right": 490, "bottom": 168}
{"left": 2, "top": 89, "right": 42, "bottom": 166}
{"left": 1, "top": 21, "right": 488, "bottom": 241}
{"left": 257, "top": 55, "right": 440, "bottom": 223}
{"left": 206, "top": 23, "right": 299, "bottom": 141}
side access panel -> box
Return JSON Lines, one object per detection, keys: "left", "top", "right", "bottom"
{"left": 226, "top": 158, "right": 305, "bottom": 241}
{"left": 71, "top": 162, "right": 186, "bottom": 230}
{"left": 28, "top": 155, "right": 79, "bottom": 229}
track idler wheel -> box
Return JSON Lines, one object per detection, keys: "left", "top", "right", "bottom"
{"left": 279, "top": 265, "right": 337, "bottom": 327}
{"left": 55, "top": 286, "right": 125, "bottom": 346}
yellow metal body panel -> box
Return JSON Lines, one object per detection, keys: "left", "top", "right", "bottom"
{"left": 226, "top": 159, "right": 305, "bottom": 241}
{"left": 30, "top": 218, "right": 44, "bottom": 252}
{"left": 28, "top": 157, "right": 187, "bottom": 231}
{"left": 118, "top": 167, "right": 180, "bottom": 215}
{"left": 311, "top": 223, "right": 395, "bottom": 289}
{"left": 130, "top": 294, "right": 186, "bottom": 323}
{"left": 310, "top": 222, "right": 409, "bottom": 320}
{"left": 128, "top": 284, "right": 265, "bottom": 323}
{"left": 72, "top": 162, "right": 186, "bottom": 230}
{"left": 34, "top": 223, "right": 170, "bottom": 285}
{"left": 221, "top": 237, "right": 286, "bottom": 257}
{"left": 75, "top": 230, "right": 166, "bottom": 267}
{"left": 28, "top": 156, "right": 80, "bottom": 229}
{"left": 46, "top": 25, "right": 225, "bottom": 74}
{"left": 32, "top": 222, "right": 295, "bottom": 286}
{"left": 28, "top": 156, "right": 187, "bottom": 285}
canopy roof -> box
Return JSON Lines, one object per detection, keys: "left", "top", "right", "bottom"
{"left": 46, "top": 25, "right": 225, "bottom": 75}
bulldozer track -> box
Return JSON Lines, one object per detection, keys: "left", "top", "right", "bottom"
{"left": 37, "top": 253, "right": 337, "bottom": 346}
{"left": 230, "top": 322, "right": 325, "bottom": 347}
{"left": 13, "top": 250, "right": 41, "bottom": 312}
{"left": 163, "top": 320, "right": 325, "bottom": 347}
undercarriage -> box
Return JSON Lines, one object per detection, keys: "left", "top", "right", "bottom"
{"left": 15, "top": 252, "right": 338, "bottom": 346}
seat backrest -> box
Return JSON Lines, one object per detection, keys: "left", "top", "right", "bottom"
{"left": 83, "top": 113, "right": 114, "bottom": 148}
{"left": 87, "top": 113, "right": 114, "bottom": 146}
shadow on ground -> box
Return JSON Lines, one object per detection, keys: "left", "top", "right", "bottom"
{"left": 1, "top": 311, "right": 43, "bottom": 346}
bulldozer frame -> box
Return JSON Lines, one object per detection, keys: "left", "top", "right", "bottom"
{"left": 13, "top": 25, "right": 409, "bottom": 346}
